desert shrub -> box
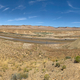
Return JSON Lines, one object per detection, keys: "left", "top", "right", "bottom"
{"left": 18, "top": 67, "right": 22, "bottom": 72}
{"left": 43, "top": 62, "right": 46, "bottom": 68}
{"left": 65, "top": 56, "right": 71, "bottom": 59}
{"left": 23, "top": 68, "right": 29, "bottom": 72}
{"left": 61, "top": 65, "right": 66, "bottom": 70}
{"left": 16, "top": 73, "right": 22, "bottom": 80}
{"left": 13, "top": 62, "right": 15, "bottom": 66}
{"left": 42, "top": 69, "right": 46, "bottom": 73}
{"left": 56, "top": 59, "right": 58, "bottom": 62}
{"left": 52, "top": 63, "right": 54, "bottom": 66}
{"left": 0, "top": 73, "right": 2, "bottom": 77}
{"left": 74, "top": 56, "right": 80, "bottom": 63}
{"left": 10, "top": 74, "right": 17, "bottom": 80}
{"left": 44, "top": 74, "right": 50, "bottom": 80}
{"left": 20, "top": 73, "right": 28, "bottom": 79}
{"left": 55, "top": 63, "right": 60, "bottom": 67}
{"left": 10, "top": 73, "right": 28, "bottom": 80}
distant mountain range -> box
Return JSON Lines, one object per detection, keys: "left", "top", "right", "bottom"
{"left": 0, "top": 25, "right": 80, "bottom": 30}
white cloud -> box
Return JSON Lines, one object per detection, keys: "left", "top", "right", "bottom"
{"left": 53, "top": 17, "right": 61, "bottom": 20}
{"left": 57, "top": 17, "right": 61, "bottom": 19}
{"left": 0, "top": 5, "right": 4, "bottom": 9}
{"left": 8, "top": 18, "right": 27, "bottom": 21}
{"left": 16, "top": 5, "right": 25, "bottom": 9}
{"left": 61, "top": 10, "right": 71, "bottom": 13}
{"left": 61, "top": 10, "right": 80, "bottom": 14}
{"left": 3, "top": 7, "right": 9, "bottom": 11}
{"left": 67, "top": 1, "right": 79, "bottom": 9}
{"left": 29, "top": 0, "right": 45, "bottom": 5}
{"left": 36, "top": 0, "right": 45, "bottom": 1}
{"left": 23, "top": 12, "right": 26, "bottom": 14}
{"left": 29, "top": 1, "right": 36, "bottom": 5}
{"left": 8, "top": 20, "right": 14, "bottom": 21}
{"left": 15, "top": 18, "right": 27, "bottom": 21}
{"left": 67, "top": 1, "right": 73, "bottom": 8}
{"left": 72, "top": 22, "right": 80, "bottom": 23}
{"left": 12, "top": 9, "right": 15, "bottom": 11}
{"left": 29, "top": 16, "right": 37, "bottom": 19}
{"left": 12, "top": 5, "right": 25, "bottom": 11}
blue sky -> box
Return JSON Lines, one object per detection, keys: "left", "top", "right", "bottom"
{"left": 0, "top": 0, "right": 80, "bottom": 27}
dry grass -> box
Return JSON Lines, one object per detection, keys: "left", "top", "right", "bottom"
{"left": 0, "top": 37, "right": 80, "bottom": 80}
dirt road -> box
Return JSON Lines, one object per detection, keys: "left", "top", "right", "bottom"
{"left": 0, "top": 36, "right": 76, "bottom": 44}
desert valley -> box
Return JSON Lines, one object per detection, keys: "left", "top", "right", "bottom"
{"left": 0, "top": 25, "right": 80, "bottom": 80}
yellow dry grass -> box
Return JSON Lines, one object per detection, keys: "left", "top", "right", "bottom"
{"left": 0, "top": 38, "right": 80, "bottom": 80}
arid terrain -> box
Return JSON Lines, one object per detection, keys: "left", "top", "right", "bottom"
{"left": 0, "top": 25, "right": 80, "bottom": 80}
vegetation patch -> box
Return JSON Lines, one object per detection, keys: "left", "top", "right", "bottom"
{"left": 23, "top": 68, "right": 29, "bottom": 72}
{"left": 10, "top": 72, "right": 28, "bottom": 80}
{"left": 52, "top": 62, "right": 54, "bottom": 66}
{"left": 56, "top": 59, "right": 58, "bottom": 62}
{"left": 65, "top": 56, "right": 71, "bottom": 59}
{"left": 55, "top": 63, "right": 60, "bottom": 67}
{"left": 61, "top": 65, "right": 66, "bottom": 70}
{"left": 44, "top": 74, "right": 50, "bottom": 80}
{"left": 74, "top": 56, "right": 80, "bottom": 63}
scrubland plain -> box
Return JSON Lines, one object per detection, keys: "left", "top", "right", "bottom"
{"left": 0, "top": 25, "right": 80, "bottom": 80}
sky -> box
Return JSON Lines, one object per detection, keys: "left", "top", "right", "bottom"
{"left": 0, "top": 0, "right": 80, "bottom": 27}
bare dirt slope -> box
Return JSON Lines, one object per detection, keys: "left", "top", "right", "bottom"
{"left": 0, "top": 39, "right": 80, "bottom": 80}
{"left": 67, "top": 38, "right": 80, "bottom": 49}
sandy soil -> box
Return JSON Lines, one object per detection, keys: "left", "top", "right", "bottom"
{"left": 0, "top": 38, "right": 79, "bottom": 80}
{"left": 0, "top": 26, "right": 80, "bottom": 80}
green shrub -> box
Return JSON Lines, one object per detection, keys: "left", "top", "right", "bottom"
{"left": 56, "top": 60, "right": 58, "bottom": 62}
{"left": 55, "top": 63, "right": 60, "bottom": 67}
{"left": 44, "top": 74, "right": 50, "bottom": 80}
{"left": 61, "top": 65, "right": 66, "bottom": 70}
{"left": 65, "top": 56, "right": 71, "bottom": 59}
{"left": 75, "top": 56, "right": 80, "bottom": 63}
